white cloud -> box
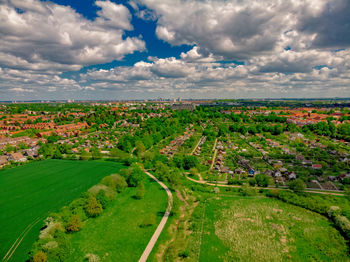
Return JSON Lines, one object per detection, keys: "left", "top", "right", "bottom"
{"left": 0, "top": 0, "right": 145, "bottom": 72}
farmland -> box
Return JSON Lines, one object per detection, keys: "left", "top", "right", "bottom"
{"left": 0, "top": 159, "right": 124, "bottom": 262}
{"left": 67, "top": 176, "right": 167, "bottom": 261}
{"left": 195, "top": 196, "right": 348, "bottom": 262}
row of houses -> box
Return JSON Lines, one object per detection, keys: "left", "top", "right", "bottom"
{"left": 160, "top": 128, "right": 194, "bottom": 157}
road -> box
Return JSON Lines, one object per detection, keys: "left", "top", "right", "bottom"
{"left": 185, "top": 176, "right": 345, "bottom": 196}
{"left": 138, "top": 171, "right": 173, "bottom": 262}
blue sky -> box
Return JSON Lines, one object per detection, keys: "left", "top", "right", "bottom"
{"left": 0, "top": 0, "right": 350, "bottom": 100}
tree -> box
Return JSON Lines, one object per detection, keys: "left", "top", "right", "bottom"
{"left": 127, "top": 166, "right": 145, "bottom": 187}
{"left": 80, "top": 150, "right": 91, "bottom": 161}
{"left": 66, "top": 215, "right": 82, "bottom": 232}
{"left": 135, "top": 141, "right": 146, "bottom": 158}
{"left": 85, "top": 195, "right": 103, "bottom": 217}
{"left": 182, "top": 155, "right": 198, "bottom": 170}
{"left": 134, "top": 182, "right": 145, "bottom": 199}
{"left": 248, "top": 178, "right": 257, "bottom": 187}
{"left": 255, "top": 174, "right": 269, "bottom": 187}
{"left": 288, "top": 179, "right": 306, "bottom": 192}
{"left": 33, "top": 251, "right": 47, "bottom": 262}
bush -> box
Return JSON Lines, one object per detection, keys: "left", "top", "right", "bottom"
{"left": 110, "top": 174, "right": 127, "bottom": 192}
{"left": 101, "top": 176, "right": 116, "bottom": 190}
{"left": 84, "top": 253, "right": 100, "bottom": 262}
{"left": 33, "top": 251, "right": 47, "bottom": 262}
{"left": 65, "top": 215, "right": 82, "bottom": 232}
{"left": 238, "top": 186, "right": 256, "bottom": 196}
{"left": 96, "top": 190, "right": 110, "bottom": 209}
{"left": 255, "top": 174, "right": 269, "bottom": 187}
{"left": 134, "top": 182, "right": 145, "bottom": 199}
{"left": 248, "top": 178, "right": 257, "bottom": 187}
{"left": 85, "top": 195, "right": 103, "bottom": 218}
{"left": 288, "top": 179, "right": 306, "bottom": 192}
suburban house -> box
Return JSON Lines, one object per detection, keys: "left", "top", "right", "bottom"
{"left": 9, "top": 152, "right": 26, "bottom": 162}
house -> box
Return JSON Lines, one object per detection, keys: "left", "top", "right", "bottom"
{"left": 9, "top": 152, "right": 26, "bottom": 162}
{"left": 248, "top": 169, "right": 255, "bottom": 176}
{"left": 328, "top": 176, "right": 337, "bottom": 181}
{"left": 312, "top": 164, "right": 322, "bottom": 170}
{"left": 0, "top": 155, "right": 8, "bottom": 168}
{"left": 288, "top": 172, "right": 297, "bottom": 180}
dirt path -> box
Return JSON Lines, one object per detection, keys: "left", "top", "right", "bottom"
{"left": 185, "top": 176, "right": 345, "bottom": 196}
{"left": 210, "top": 149, "right": 217, "bottom": 170}
{"left": 191, "top": 137, "right": 203, "bottom": 155}
{"left": 138, "top": 171, "right": 173, "bottom": 262}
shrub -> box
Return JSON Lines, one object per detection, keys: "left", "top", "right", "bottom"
{"left": 88, "top": 184, "right": 115, "bottom": 199}
{"left": 33, "top": 251, "right": 47, "bottom": 262}
{"left": 101, "top": 176, "right": 116, "bottom": 189}
{"left": 96, "top": 190, "right": 110, "bottom": 209}
{"left": 134, "top": 182, "right": 145, "bottom": 199}
{"left": 85, "top": 195, "right": 103, "bottom": 218}
{"left": 65, "top": 215, "right": 82, "bottom": 232}
{"left": 110, "top": 174, "right": 128, "bottom": 192}
{"left": 248, "top": 178, "right": 257, "bottom": 187}
{"left": 288, "top": 179, "right": 306, "bottom": 192}
{"left": 84, "top": 253, "right": 100, "bottom": 262}
{"left": 255, "top": 174, "right": 269, "bottom": 187}
{"left": 239, "top": 185, "right": 256, "bottom": 196}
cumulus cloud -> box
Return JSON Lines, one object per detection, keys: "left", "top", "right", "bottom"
{"left": 298, "top": 0, "right": 350, "bottom": 49}
{"left": 1, "top": 0, "right": 350, "bottom": 99}
{"left": 0, "top": 0, "right": 145, "bottom": 73}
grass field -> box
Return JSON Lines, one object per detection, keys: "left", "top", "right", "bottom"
{"left": 67, "top": 176, "right": 168, "bottom": 262}
{"left": 197, "top": 196, "right": 349, "bottom": 262}
{"left": 0, "top": 159, "right": 124, "bottom": 262}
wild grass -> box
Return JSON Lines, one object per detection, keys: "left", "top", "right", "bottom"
{"left": 199, "top": 196, "right": 349, "bottom": 262}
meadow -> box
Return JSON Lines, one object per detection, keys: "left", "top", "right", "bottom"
{"left": 198, "top": 196, "right": 349, "bottom": 262}
{"left": 67, "top": 176, "right": 168, "bottom": 262}
{"left": 0, "top": 159, "right": 124, "bottom": 262}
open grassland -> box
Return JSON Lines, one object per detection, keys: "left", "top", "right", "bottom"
{"left": 199, "top": 196, "right": 349, "bottom": 262}
{"left": 0, "top": 159, "right": 124, "bottom": 262}
{"left": 67, "top": 177, "right": 168, "bottom": 262}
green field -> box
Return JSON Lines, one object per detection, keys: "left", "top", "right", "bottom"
{"left": 198, "top": 196, "right": 349, "bottom": 262}
{"left": 0, "top": 159, "right": 124, "bottom": 262}
{"left": 67, "top": 176, "right": 168, "bottom": 262}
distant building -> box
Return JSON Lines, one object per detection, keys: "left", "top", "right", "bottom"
{"left": 171, "top": 103, "right": 197, "bottom": 110}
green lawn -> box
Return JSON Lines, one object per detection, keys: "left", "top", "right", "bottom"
{"left": 67, "top": 177, "right": 168, "bottom": 262}
{"left": 0, "top": 159, "right": 124, "bottom": 262}
{"left": 198, "top": 196, "right": 349, "bottom": 262}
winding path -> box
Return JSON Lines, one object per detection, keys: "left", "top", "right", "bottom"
{"left": 139, "top": 171, "right": 173, "bottom": 262}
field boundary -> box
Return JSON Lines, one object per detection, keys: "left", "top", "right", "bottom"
{"left": 138, "top": 171, "right": 173, "bottom": 262}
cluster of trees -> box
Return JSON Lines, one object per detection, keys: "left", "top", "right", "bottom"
{"left": 29, "top": 165, "right": 145, "bottom": 262}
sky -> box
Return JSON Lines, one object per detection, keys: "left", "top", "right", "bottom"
{"left": 0, "top": 0, "right": 350, "bottom": 101}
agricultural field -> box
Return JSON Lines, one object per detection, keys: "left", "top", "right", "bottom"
{"left": 67, "top": 177, "right": 167, "bottom": 261}
{"left": 0, "top": 159, "right": 124, "bottom": 262}
{"left": 196, "top": 196, "right": 349, "bottom": 262}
